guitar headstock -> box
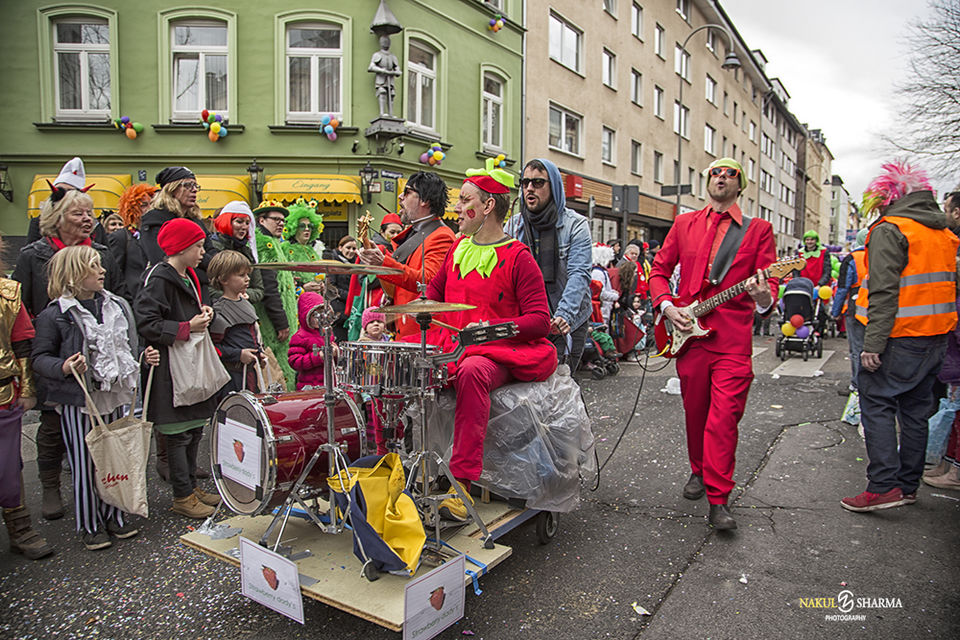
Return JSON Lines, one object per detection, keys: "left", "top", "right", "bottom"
{"left": 766, "top": 257, "right": 805, "bottom": 279}
{"left": 357, "top": 211, "right": 375, "bottom": 249}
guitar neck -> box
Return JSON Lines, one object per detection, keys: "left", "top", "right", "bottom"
{"left": 691, "top": 269, "right": 767, "bottom": 318}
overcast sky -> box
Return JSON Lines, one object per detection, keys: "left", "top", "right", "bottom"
{"left": 720, "top": 0, "right": 941, "bottom": 202}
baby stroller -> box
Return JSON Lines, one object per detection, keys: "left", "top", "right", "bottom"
{"left": 580, "top": 322, "right": 621, "bottom": 379}
{"left": 776, "top": 277, "right": 824, "bottom": 361}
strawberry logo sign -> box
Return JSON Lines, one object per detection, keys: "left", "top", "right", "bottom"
{"left": 429, "top": 586, "right": 446, "bottom": 611}
{"left": 262, "top": 565, "right": 279, "bottom": 590}
{"left": 233, "top": 440, "right": 245, "bottom": 463}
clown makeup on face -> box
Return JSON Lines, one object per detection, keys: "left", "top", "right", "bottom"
{"left": 232, "top": 215, "right": 250, "bottom": 240}
{"left": 454, "top": 182, "right": 491, "bottom": 237}
{"left": 296, "top": 221, "right": 314, "bottom": 245}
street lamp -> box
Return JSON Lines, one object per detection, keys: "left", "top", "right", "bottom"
{"left": 247, "top": 159, "right": 264, "bottom": 203}
{"left": 670, "top": 24, "right": 740, "bottom": 215}
{"left": 358, "top": 161, "right": 378, "bottom": 203}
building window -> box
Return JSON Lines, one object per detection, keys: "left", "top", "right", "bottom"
{"left": 631, "top": 3, "right": 643, "bottom": 39}
{"left": 705, "top": 30, "right": 716, "bottom": 54}
{"left": 631, "top": 140, "right": 642, "bottom": 175}
{"left": 602, "top": 126, "right": 616, "bottom": 165}
{"left": 481, "top": 72, "right": 504, "bottom": 150}
{"left": 549, "top": 103, "right": 581, "bottom": 155}
{"left": 485, "top": 0, "right": 504, "bottom": 8}
{"left": 705, "top": 74, "right": 716, "bottom": 105}
{"left": 780, "top": 184, "right": 795, "bottom": 206}
{"left": 676, "top": 0, "right": 689, "bottom": 20}
{"left": 407, "top": 40, "right": 437, "bottom": 130}
{"left": 761, "top": 132, "right": 775, "bottom": 158}
{"left": 653, "top": 151, "right": 664, "bottom": 183}
{"left": 673, "top": 101, "right": 689, "bottom": 138}
{"left": 630, "top": 69, "right": 642, "bottom": 105}
{"left": 749, "top": 120, "right": 757, "bottom": 142}
{"left": 654, "top": 24, "right": 664, "bottom": 58}
{"left": 285, "top": 23, "right": 342, "bottom": 123}
{"left": 698, "top": 173, "right": 705, "bottom": 197}
{"left": 723, "top": 91, "right": 729, "bottom": 115}
{"left": 603, "top": 0, "right": 617, "bottom": 17}
{"left": 704, "top": 124, "right": 716, "bottom": 155}
{"left": 748, "top": 157, "right": 756, "bottom": 180}
{"left": 52, "top": 19, "right": 111, "bottom": 119}
{"left": 171, "top": 20, "right": 229, "bottom": 121}
{"left": 602, "top": 49, "right": 616, "bottom": 88}
{"left": 549, "top": 13, "right": 581, "bottom": 73}
{"left": 721, "top": 136, "right": 728, "bottom": 157}
{"left": 760, "top": 170, "right": 774, "bottom": 195}
{"left": 674, "top": 44, "right": 690, "bottom": 81}
{"left": 654, "top": 85, "right": 664, "bottom": 118}
{"left": 733, "top": 102, "right": 739, "bottom": 124}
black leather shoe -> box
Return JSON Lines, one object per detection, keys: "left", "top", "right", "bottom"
{"left": 682, "top": 474, "right": 705, "bottom": 500}
{"left": 708, "top": 504, "right": 737, "bottom": 530}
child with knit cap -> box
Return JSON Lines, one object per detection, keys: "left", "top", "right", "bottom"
{"left": 134, "top": 218, "right": 223, "bottom": 519}
{"left": 288, "top": 291, "right": 337, "bottom": 390}
{"left": 359, "top": 308, "right": 390, "bottom": 342}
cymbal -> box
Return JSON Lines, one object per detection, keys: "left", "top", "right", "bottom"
{"left": 374, "top": 299, "right": 477, "bottom": 315}
{"left": 255, "top": 261, "right": 402, "bottom": 276}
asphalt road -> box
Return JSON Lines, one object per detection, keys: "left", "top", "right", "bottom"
{"left": 1, "top": 333, "right": 958, "bottom": 639}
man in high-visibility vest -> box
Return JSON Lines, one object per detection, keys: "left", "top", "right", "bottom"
{"left": 832, "top": 227, "right": 869, "bottom": 396}
{"left": 841, "top": 163, "right": 959, "bottom": 512}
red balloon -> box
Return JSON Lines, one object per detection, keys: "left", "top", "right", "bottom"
{"left": 790, "top": 314, "right": 804, "bottom": 328}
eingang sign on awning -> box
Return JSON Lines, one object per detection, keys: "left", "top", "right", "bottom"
{"left": 262, "top": 175, "right": 363, "bottom": 205}
{"left": 195, "top": 175, "right": 251, "bottom": 218}
{"left": 27, "top": 174, "right": 131, "bottom": 217}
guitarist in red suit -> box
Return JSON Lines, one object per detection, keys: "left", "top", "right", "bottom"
{"left": 649, "top": 158, "right": 778, "bottom": 531}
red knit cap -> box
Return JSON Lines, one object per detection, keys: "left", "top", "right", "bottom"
{"left": 158, "top": 218, "right": 206, "bottom": 256}
{"left": 380, "top": 213, "right": 402, "bottom": 228}
{"left": 463, "top": 175, "right": 510, "bottom": 194}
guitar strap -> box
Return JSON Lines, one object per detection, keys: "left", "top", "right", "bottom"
{"left": 707, "top": 215, "right": 752, "bottom": 286}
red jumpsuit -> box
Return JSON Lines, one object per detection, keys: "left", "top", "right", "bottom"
{"left": 426, "top": 236, "right": 557, "bottom": 482}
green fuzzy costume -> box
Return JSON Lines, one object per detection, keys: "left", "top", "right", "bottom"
{"left": 282, "top": 200, "right": 325, "bottom": 290}
{"left": 255, "top": 227, "right": 298, "bottom": 389}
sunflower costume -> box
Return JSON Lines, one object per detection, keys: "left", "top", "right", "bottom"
{"left": 282, "top": 199, "right": 326, "bottom": 293}
{"left": 253, "top": 200, "right": 298, "bottom": 388}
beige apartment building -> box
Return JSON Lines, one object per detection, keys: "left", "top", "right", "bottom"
{"left": 797, "top": 128, "right": 833, "bottom": 248}
{"left": 524, "top": 0, "right": 770, "bottom": 245}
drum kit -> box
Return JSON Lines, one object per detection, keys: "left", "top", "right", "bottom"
{"left": 210, "top": 259, "right": 515, "bottom": 558}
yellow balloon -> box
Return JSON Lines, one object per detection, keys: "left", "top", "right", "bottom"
{"left": 781, "top": 322, "right": 796, "bottom": 337}
{"left": 432, "top": 150, "right": 443, "bottom": 161}
{"left": 211, "top": 122, "right": 222, "bottom": 134}
{"left": 818, "top": 286, "right": 832, "bottom": 300}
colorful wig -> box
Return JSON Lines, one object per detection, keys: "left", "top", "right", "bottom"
{"left": 117, "top": 184, "right": 157, "bottom": 229}
{"left": 283, "top": 198, "right": 324, "bottom": 243}
{"left": 861, "top": 161, "right": 932, "bottom": 216}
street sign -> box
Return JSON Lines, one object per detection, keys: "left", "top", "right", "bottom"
{"left": 660, "top": 184, "right": 692, "bottom": 197}
{"left": 381, "top": 170, "right": 402, "bottom": 180}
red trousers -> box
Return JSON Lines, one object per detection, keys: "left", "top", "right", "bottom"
{"left": 675, "top": 347, "right": 753, "bottom": 504}
{"left": 449, "top": 356, "right": 514, "bottom": 482}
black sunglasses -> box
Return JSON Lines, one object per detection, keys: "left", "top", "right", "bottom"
{"left": 519, "top": 177, "right": 549, "bottom": 189}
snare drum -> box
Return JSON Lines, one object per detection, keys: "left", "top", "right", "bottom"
{"left": 338, "top": 341, "right": 444, "bottom": 398}
{"left": 210, "top": 390, "right": 363, "bottom": 516}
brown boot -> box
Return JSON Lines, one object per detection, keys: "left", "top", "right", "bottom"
{"left": 38, "top": 468, "right": 64, "bottom": 520}
{"left": 923, "top": 466, "right": 960, "bottom": 490}
{"left": 171, "top": 494, "right": 215, "bottom": 519}
{"left": 193, "top": 487, "right": 221, "bottom": 507}
{"left": 3, "top": 506, "right": 54, "bottom": 560}
{"left": 923, "top": 460, "right": 951, "bottom": 478}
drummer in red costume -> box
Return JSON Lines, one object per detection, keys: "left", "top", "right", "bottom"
{"left": 426, "top": 164, "right": 557, "bottom": 521}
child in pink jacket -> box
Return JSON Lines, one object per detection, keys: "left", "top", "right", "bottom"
{"left": 287, "top": 291, "right": 336, "bottom": 390}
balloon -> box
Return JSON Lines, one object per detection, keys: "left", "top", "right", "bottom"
{"left": 209, "top": 130, "right": 219, "bottom": 142}
{"left": 790, "top": 314, "right": 804, "bottom": 328}
{"left": 321, "top": 115, "right": 331, "bottom": 126}
{"left": 327, "top": 132, "right": 337, "bottom": 141}
{"left": 125, "top": 127, "right": 137, "bottom": 139}
{"left": 207, "top": 114, "right": 216, "bottom": 123}
{"left": 819, "top": 286, "right": 832, "bottom": 300}
{"left": 218, "top": 126, "right": 228, "bottom": 137}
{"left": 432, "top": 150, "right": 443, "bottom": 161}
{"left": 329, "top": 118, "right": 339, "bottom": 129}
{"left": 203, "top": 121, "right": 210, "bottom": 130}
{"left": 132, "top": 122, "right": 144, "bottom": 133}
{"left": 112, "top": 120, "right": 120, "bottom": 129}
{"left": 428, "top": 156, "right": 437, "bottom": 165}
{"left": 420, "top": 152, "right": 429, "bottom": 163}
{"left": 781, "top": 323, "right": 796, "bottom": 337}
{"left": 215, "top": 114, "right": 223, "bottom": 122}
{"left": 120, "top": 116, "right": 130, "bottom": 124}
{"left": 796, "top": 325, "right": 811, "bottom": 339}
{"left": 499, "top": 160, "right": 506, "bottom": 168}
{"left": 490, "top": 18, "right": 497, "bottom": 26}
{"left": 211, "top": 122, "right": 222, "bottom": 134}
{"left": 201, "top": 109, "right": 209, "bottom": 120}
{"left": 324, "top": 124, "right": 334, "bottom": 134}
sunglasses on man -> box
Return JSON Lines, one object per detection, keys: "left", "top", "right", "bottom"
{"left": 519, "top": 177, "right": 549, "bottom": 189}
{"left": 708, "top": 167, "right": 740, "bottom": 179}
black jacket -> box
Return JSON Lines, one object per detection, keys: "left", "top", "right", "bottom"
{"left": 12, "top": 237, "right": 124, "bottom": 318}
{"left": 134, "top": 262, "right": 222, "bottom": 424}
{"left": 31, "top": 293, "right": 138, "bottom": 408}
{"left": 107, "top": 228, "right": 147, "bottom": 306}
{"left": 139, "top": 207, "right": 218, "bottom": 302}
{"left": 254, "top": 223, "right": 289, "bottom": 332}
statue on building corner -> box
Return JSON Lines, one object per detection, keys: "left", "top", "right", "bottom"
{"left": 368, "top": 0, "right": 403, "bottom": 119}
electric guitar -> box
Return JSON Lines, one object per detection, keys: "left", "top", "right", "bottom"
{"left": 653, "top": 257, "right": 803, "bottom": 358}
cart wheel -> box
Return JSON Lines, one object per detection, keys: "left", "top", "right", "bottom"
{"left": 591, "top": 366, "right": 606, "bottom": 380}
{"left": 775, "top": 341, "right": 781, "bottom": 357}
{"left": 606, "top": 361, "right": 620, "bottom": 376}
{"left": 803, "top": 349, "right": 808, "bottom": 361}
{"left": 817, "top": 341, "right": 823, "bottom": 358}
{"left": 362, "top": 560, "right": 381, "bottom": 582}
{"left": 536, "top": 511, "right": 559, "bottom": 545}
{"left": 780, "top": 348, "right": 787, "bottom": 361}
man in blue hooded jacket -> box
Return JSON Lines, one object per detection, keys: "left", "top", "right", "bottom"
{"left": 505, "top": 159, "right": 592, "bottom": 371}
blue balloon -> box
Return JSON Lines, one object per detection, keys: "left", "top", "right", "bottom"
{"left": 324, "top": 125, "right": 334, "bottom": 134}
{"left": 321, "top": 115, "right": 331, "bottom": 126}
{"left": 219, "top": 126, "right": 228, "bottom": 137}
{"left": 203, "top": 122, "right": 210, "bottom": 129}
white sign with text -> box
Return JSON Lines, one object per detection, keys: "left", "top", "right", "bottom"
{"left": 403, "top": 555, "right": 466, "bottom": 640}
{"left": 217, "top": 418, "right": 261, "bottom": 490}
{"left": 239, "top": 537, "right": 304, "bottom": 624}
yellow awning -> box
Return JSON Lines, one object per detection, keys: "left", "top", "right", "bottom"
{"left": 262, "top": 174, "right": 362, "bottom": 205}
{"left": 27, "top": 174, "right": 131, "bottom": 218}
{"left": 195, "top": 175, "right": 251, "bottom": 218}
{"left": 397, "top": 178, "right": 459, "bottom": 220}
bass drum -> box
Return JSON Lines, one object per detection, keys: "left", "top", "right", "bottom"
{"left": 210, "top": 390, "right": 364, "bottom": 516}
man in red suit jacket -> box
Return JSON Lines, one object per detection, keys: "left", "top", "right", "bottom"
{"left": 649, "top": 158, "right": 778, "bottom": 531}
{"left": 358, "top": 171, "right": 456, "bottom": 338}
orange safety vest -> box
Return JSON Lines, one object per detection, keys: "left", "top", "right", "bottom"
{"left": 854, "top": 216, "right": 958, "bottom": 337}
{"left": 841, "top": 248, "right": 867, "bottom": 315}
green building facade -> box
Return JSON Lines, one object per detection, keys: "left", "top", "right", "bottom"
{"left": 0, "top": 0, "right": 523, "bottom": 249}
